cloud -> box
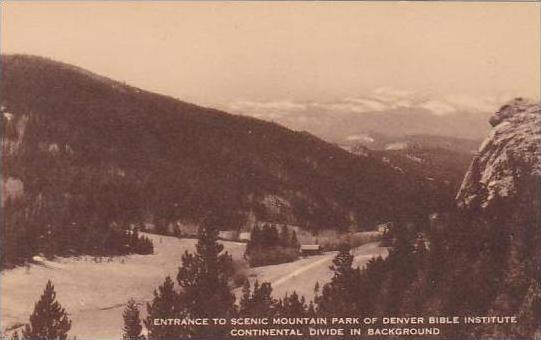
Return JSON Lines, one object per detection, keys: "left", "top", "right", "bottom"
{"left": 225, "top": 88, "right": 518, "bottom": 121}
{"left": 371, "top": 87, "right": 416, "bottom": 102}
{"left": 343, "top": 97, "right": 388, "bottom": 111}
{"left": 228, "top": 100, "right": 306, "bottom": 112}
{"left": 315, "top": 102, "right": 377, "bottom": 114}
{"left": 420, "top": 100, "right": 456, "bottom": 116}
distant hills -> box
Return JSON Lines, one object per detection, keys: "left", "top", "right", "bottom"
{"left": 339, "top": 132, "right": 481, "bottom": 154}
{"left": 338, "top": 133, "right": 479, "bottom": 191}
{"left": 1, "top": 55, "right": 453, "bottom": 233}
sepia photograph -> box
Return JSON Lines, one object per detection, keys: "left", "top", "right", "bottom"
{"left": 0, "top": 1, "right": 540, "bottom": 339}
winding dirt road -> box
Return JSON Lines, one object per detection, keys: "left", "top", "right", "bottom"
{"left": 241, "top": 242, "right": 388, "bottom": 301}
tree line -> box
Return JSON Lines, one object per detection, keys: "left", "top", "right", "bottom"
{"left": 244, "top": 224, "right": 300, "bottom": 267}
{"left": 2, "top": 194, "right": 153, "bottom": 270}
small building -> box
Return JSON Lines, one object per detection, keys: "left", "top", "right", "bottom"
{"left": 218, "top": 230, "right": 238, "bottom": 241}
{"left": 300, "top": 244, "right": 322, "bottom": 256}
{"left": 377, "top": 222, "right": 392, "bottom": 234}
{"left": 239, "top": 232, "right": 251, "bottom": 242}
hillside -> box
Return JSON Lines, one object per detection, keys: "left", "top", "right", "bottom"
{"left": 339, "top": 133, "right": 477, "bottom": 192}
{"left": 373, "top": 147, "right": 473, "bottom": 192}
{"left": 1, "top": 55, "right": 450, "bottom": 255}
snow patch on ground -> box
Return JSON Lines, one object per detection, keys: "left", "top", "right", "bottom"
{"left": 1, "top": 233, "right": 245, "bottom": 339}
{"left": 385, "top": 142, "right": 408, "bottom": 150}
{"left": 406, "top": 154, "right": 425, "bottom": 163}
{"left": 2, "top": 234, "right": 387, "bottom": 339}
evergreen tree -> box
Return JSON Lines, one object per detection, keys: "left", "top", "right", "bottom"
{"left": 290, "top": 230, "right": 300, "bottom": 249}
{"left": 279, "top": 291, "right": 306, "bottom": 317}
{"left": 122, "top": 298, "right": 143, "bottom": 340}
{"left": 279, "top": 225, "right": 290, "bottom": 247}
{"left": 145, "top": 276, "right": 182, "bottom": 338}
{"left": 22, "top": 280, "right": 71, "bottom": 340}
{"left": 315, "top": 244, "right": 361, "bottom": 315}
{"left": 245, "top": 225, "right": 261, "bottom": 256}
{"left": 239, "top": 280, "right": 277, "bottom": 317}
{"left": 176, "top": 223, "right": 236, "bottom": 337}
{"left": 253, "top": 281, "right": 276, "bottom": 316}
{"left": 306, "top": 301, "right": 317, "bottom": 317}
{"left": 239, "top": 280, "right": 252, "bottom": 314}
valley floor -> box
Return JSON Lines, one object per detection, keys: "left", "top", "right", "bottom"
{"left": 1, "top": 233, "right": 387, "bottom": 339}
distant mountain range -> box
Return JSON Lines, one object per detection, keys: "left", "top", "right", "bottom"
{"left": 1, "top": 55, "right": 454, "bottom": 233}
{"left": 222, "top": 89, "right": 498, "bottom": 194}
{"left": 223, "top": 88, "right": 518, "bottom": 143}
{"left": 338, "top": 132, "right": 481, "bottom": 153}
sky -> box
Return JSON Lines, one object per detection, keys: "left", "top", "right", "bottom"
{"left": 1, "top": 1, "right": 540, "bottom": 109}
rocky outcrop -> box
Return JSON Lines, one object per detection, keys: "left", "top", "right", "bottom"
{"left": 457, "top": 98, "right": 540, "bottom": 208}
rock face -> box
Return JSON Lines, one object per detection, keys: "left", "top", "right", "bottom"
{"left": 457, "top": 98, "right": 540, "bottom": 208}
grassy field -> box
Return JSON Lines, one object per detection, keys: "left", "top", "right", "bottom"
{"left": 1, "top": 233, "right": 245, "bottom": 338}
{"left": 1, "top": 233, "right": 387, "bottom": 339}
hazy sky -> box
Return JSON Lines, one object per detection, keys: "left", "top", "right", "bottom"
{"left": 1, "top": 1, "right": 539, "bottom": 106}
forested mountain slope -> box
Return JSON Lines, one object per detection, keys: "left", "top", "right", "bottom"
{"left": 1, "top": 55, "right": 450, "bottom": 266}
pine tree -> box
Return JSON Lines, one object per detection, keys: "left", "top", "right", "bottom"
{"left": 145, "top": 276, "right": 182, "bottom": 338}
{"left": 290, "top": 230, "right": 300, "bottom": 249}
{"left": 249, "top": 281, "right": 277, "bottom": 317}
{"left": 315, "top": 244, "right": 361, "bottom": 315}
{"left": 239, "top": 280, "right": 278, "bottom": 317}
{"left": 176, "top": 223, "right": 236, "bottom": 337}
{"left": 279, "top": 225, "right": 290, "bottom": 247}
{"left": 279, "top": 291, "right": 306, "bottom": 317}
{"left": 306, "top": 301, "right": 317, "bottom": 317}
{"left": 22, "top": 280, "right": 71, "bottom": 339}
{"left": 239, "top": 280, "right": 252, "bottom": 315}
{"left": 122, "top": 298, "right": 143, "bottom": 340}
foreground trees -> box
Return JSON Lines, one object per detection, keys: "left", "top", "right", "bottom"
{"left": 122, "top": 299, "right": 143, "bottom": 340}
{"left": 144, "top": 222, "right": 236, "bottom": 338}
{"left": 311, "top": 192, "right": 540, "bottom": 337}
{"left": 22, "top": 280, "right": 71, "bottom": 340}
{"left": 145, "top": 276, "right": 181, "bottom": 338}
{"left": 315, "top": 244, "right": 362, "bottom": 315}
{"left": 177, "top": 224, "right": 236, "bottom": 337}
{"left": 239, "top": 280, "right": 278, "bottom": 317}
